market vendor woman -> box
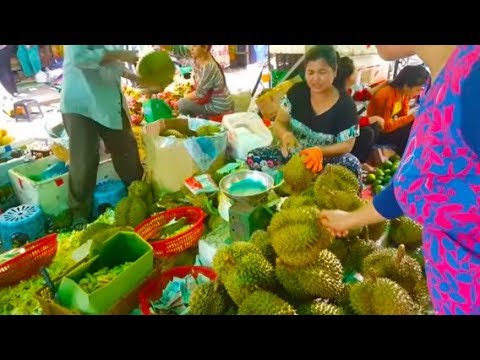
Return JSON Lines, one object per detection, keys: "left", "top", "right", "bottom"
{"left": 247, "top": 45, "right": 362, "bottom": 179}
{"left": 160, "top": 45, "right": 233, "bottom": 118}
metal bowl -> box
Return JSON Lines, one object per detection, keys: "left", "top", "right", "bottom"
{"left": 219, "top": 170, "right": 274, "bottom": 205}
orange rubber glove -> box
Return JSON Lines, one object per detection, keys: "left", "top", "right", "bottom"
{"left": 300, "top": 147, "right": 323, "bottom": 173}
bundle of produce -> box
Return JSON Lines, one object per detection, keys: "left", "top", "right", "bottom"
{"left": 77, "top": 262, "right": 133, "bottom": 294}
{"left": 159, "top": 123, "right": 223, "bottom": 139}
{"left": 365, "top": 155, "right": 401, "bottom": 195}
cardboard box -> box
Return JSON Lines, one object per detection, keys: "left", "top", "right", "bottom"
{"left": 143, "top": 118, "right": 227, "bottom": 194}
{"left": 57, "top": 232, "right": 154, "bottom": 315}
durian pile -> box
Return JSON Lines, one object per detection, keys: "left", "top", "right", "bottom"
{"left": 114, "top": 180, "right": 155, "bottom": 228}
{"left": 186, "top": 158, "right": 430, "bottom": 315}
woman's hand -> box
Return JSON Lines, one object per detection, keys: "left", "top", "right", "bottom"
{"left": 280, "top": 132, "right": 298, "bottom": 158}
{"left": 119, "top": 50, "right": 139, "bottom": 64}
{"left": 300, "top": 147, "right": 323, "bottom": 173}
{"left": 319, "top": 201, "right": 387, "bottom": 238}
{"left": 184, "top": 92, "right": 196, "bottom": 100}
{"left": 318, "top": 210, "right": 356, "bottom": 237}
{"left": 369, "top": 115, "right": 385, "bottom": 130}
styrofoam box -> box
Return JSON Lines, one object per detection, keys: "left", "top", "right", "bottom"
{"left": 8, "top": 156, "right": 120, "bottom": 216}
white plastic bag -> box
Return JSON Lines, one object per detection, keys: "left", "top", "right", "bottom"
{"left": 34, "top": 71, "right": 48, "bottom": 84}
{"left": 222, "top": 112, "right": 273, "bottom": 161}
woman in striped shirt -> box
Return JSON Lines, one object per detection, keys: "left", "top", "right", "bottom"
{"left": 167, "top": 45, "right": 233, "bottom": 117}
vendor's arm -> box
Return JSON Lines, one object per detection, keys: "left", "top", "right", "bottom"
{"left": 68, "top": 45, "right": 137, "bottom": 69}
{"left": 372, "top": 182, "right": 404, "bottom": 219}
{"left": 272, "top": 106, "right": 291, "bottom": 139}
{"left": 367, "top": 89, "right": 414, "bottom": 133}
{"left": 319, "top": 182, "right": 403, "bottom": 236}
{"left": 318, "top": 138, "right": 356, "bottom": 157}
{"left": 184, "top": 92, "right": 197, "bottom": 100}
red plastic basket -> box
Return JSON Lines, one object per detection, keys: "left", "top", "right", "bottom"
{"left": 135, "top": 206, "right": 206, "bottom": 258}
{"left": 0, "top": 233, "right": 58, "bottom": 288}
{"left": 138, "top": 266, "right": 217, "bottom": 315}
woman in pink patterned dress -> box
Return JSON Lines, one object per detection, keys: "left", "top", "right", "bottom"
{"left": 320, "top": 45, "right": 480, "bottom": 315}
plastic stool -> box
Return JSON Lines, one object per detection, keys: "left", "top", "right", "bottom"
{"left": 13, "top": 99, "right": 43, "bottom": 122}
{"left": 0, "top": 204, "right": 45, "bottom": 251}
{"left": 92, "top": 180, "right": 127, "bottom": 219}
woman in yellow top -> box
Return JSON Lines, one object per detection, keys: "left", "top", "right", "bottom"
{"left": 367, "top": 65, "right": 430, "bottom": 156}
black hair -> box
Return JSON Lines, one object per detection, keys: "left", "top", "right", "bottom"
{"left": 305, "top": 45, "right": 338, "bottom": 71}
{"left": 390, "top": 65, "right": 430, "bottom": 89}
{"left": 204, "top": 45, "right": 227, "bottom": 85}
{"left": 333, "top": 55, "right": 355, "bottom": 92}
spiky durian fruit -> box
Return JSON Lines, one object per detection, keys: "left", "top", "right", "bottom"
{"left": 238, "top": 291, "right": 297, "bottom": 315}
{"left": 328, "top": 236, "right": 377, "bottom": 273}
{"left": 362, "top": 220, "right": 389, "bottom": 241}
{"left": 334, "top": 284, "right": 355, "bottom": 314}
{"left": 250, "top": 230, "right": 276, "bottom": 264}
{"left": 314, "top": 164, "right": 359, "bottom": 195}
{"left": 389, "top": 216, "right": 423, "bottom": 250}
{"left": 411, "top": 280, "right": 432, "bottom": 313}
{"left": 128, "top": 180, "right": 154, "bottom": 212}
{"left": 410, "top": 248, "right": 425, "bottom": 269}
{"left": 282, "top": 154, "right": 317, "bottom": 193}
{"left": 212, "top": 242, "right": 275, "bottom": 306}
{"left": 349, "top": 275, "right": 417, "bottom": 315}
{"left": 275, "top": 250, "right": 344, "bottom": 301}
{"left": 114, "top": 196, "right": 149, "bottom": 228}
{"left": 212, "top": 241, "right": 261, "bottom": 278}
{"left": 274, "top": 180, "right": 294, "bottom": 197}
{"left": 235, "top": 252, "right": 277, "bottom": 290}
{"left": 302, "top": 185, "right": 315, "bottom": 198}
{"left": 314, "top": 189, "right": 363, "bottom": 212}
{"left": 71, "top": 222, "right": 113, "bottom": 248}
{"left": 268, "top": 206, "right": 333, "bottom": 267}
{"left": 188, "top": 281, "right": 230, "bottom": 315}
{"left": 297, "top": 299, "right": 344, "bottom": 315}
{"left": 282, "top": 195, "right": 316, "bottom": 210}
{"left": 362, "top": 244, "right": 422, "bottom": 295}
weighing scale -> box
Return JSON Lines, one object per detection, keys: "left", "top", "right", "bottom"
{"left": 219, "top": 170, "right": 274, "bottom": 242}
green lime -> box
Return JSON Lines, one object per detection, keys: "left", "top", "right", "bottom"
{"left": 389, "top": 154, "right": 401, "bottom": 162}
{"left": 373, "top": 179, "right": 383, "bottom": 187}
{"left": 374, "top": 185, "right": 384, "bottom": 194}
{"left": 383, "top": 175, "right": 392, "bottom": 184}
{"left": 383, "top": 169, "right": 392, "bottom": 175}
{"left": 366, "top": 174, "right": 376, "bottom": 184}
{"left": 382, "top": 160, "right": 393, "bottom": 169}
{"left": 375, "top": 169, "right": 385, "bottom": 178}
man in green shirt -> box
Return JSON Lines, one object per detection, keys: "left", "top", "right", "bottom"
{"left": 60, "top": 45, "right": 144, "bottom": 229}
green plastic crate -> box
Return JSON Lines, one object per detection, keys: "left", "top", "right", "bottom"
{"left": 57, "top": 232, "right": 154, "bottom": 315}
